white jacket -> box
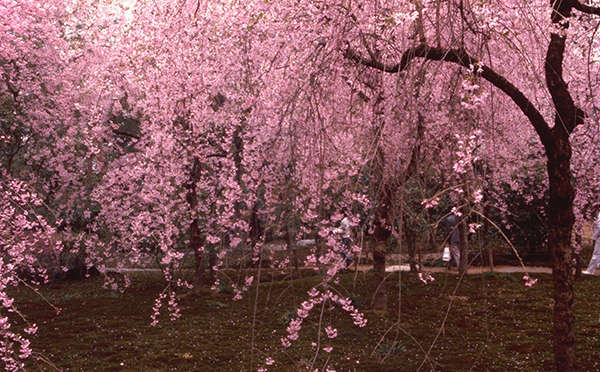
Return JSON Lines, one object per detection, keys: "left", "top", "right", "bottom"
{"left": 334, "top": 217, "right": 351, "bottom": 239}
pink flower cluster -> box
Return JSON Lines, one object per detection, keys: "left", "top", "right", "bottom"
{"left": 522, "top": 275, "right": 539, "bottom": 287}
{"left": 232, "top": 275, "right": 254, "bottom": 301}
{"left": 280, "top": 288, "right": 367, "bottom": 349}
{"left": 421, "top": 196, "right": 440, "bottom": 209}
{"left": 418, "top": 272, "right": 436, "bottom": 284}
{"left": 0, "top": 176, "right": 61, "bottom": 370}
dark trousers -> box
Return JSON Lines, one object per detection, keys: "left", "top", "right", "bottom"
{"left": 341, "top": 238, "right": 353, "bottom": 266}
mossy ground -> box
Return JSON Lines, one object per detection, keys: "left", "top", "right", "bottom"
{"left": 11, "top": 269, "right": 600, "bottom": 371}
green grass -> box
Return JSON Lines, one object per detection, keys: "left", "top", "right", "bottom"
{"left": 10, "top": 270, "right": 600, "bottom": 371}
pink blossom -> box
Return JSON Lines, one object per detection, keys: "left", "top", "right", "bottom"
{"left": 522, "top": 275, "right": 539, "bottom": 287}
{"left": 325, "top": 325, "right": 338, "bottom": 338}
{"left": 421, "top": 196, "right": 440, "bottom": 209}
{"left": 24, "top": 324, "right": 38, "bottom": 335}
{"left": 418, "top": 272, "right": 435, "bottom": 284}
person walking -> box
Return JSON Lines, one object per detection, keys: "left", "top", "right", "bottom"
{"left": 583, "top": 211, "right": 600, "bottom": 275}
{"left": 441, "top": 213, "right": 460, "bottom": 269}
{"left": 334, "top": 212, "right": 354, "bottom": 267}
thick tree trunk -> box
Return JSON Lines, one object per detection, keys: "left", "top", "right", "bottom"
{"left": 547, "top": 135, "right": 576, "bottom": 371}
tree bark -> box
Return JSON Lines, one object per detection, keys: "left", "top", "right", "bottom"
{"left": 546, "top": 133, "right": 576, "bottom": 371}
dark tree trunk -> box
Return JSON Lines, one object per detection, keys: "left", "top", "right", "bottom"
{"left": 574, "top": 232, "right": 582, "bottom": 281}
{"left": 190, "top": 219, "right": 205, "bottom": 284}
{"left": 208, "top": 243, "right": 217, "bottom": 283}
{"left": 372, "top": 174, "right": 390, "bottom": 311}
{"left": 402, "top": 114, "right": 423, "bottom": 274}
{"left": 186, "top": 157, "right": 206, "bottom": 285}
{"left": 248, "top": 202, "right": 263, "bottom": 251}
{"left": 547, "top": 133, "right": 576, "bottom": 371}
{"left": 458, "top": 216, "right": 468, "bottom": 276}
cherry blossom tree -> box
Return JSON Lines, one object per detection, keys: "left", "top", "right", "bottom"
{"left": 340, "top": 1, "right": 600, "bottom": 369}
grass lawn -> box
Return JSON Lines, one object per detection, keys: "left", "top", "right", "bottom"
{"left": 11, "top": 269, "right": 600, "bottom": 371}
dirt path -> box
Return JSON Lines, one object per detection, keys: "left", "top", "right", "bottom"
{"left": 107, "top": 264, "right": 556, "bottom": 274}
{"left": 380, "top": 264, "right": 553, "bottom": 274}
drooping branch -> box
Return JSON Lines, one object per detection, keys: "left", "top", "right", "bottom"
{"left": 573, "top": 0, "right": 600, "bottom": 15}
{"left": 344, "top": 44, "right": 553, "bottom": 146}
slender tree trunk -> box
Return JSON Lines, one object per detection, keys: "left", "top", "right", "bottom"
{"left": 458, "top": 216, "right": 468, "bottom": 276}
{"left": 208, "top": 243, "right": 217, "bottom": 283}
{"left": 186, "top": 157, "right": 206, "bottom": 285}
{"left": 285, "top": 220, "right": 299, "bottom": 271}
{"left": 405, "top": 223, "right": 417, "bottom": 272}
{"left": 372, "top": 240, "right": 387, "bottom": 311}
{"left": 574, "top": 232, "right": 582, "bottom": 281}
{"left": 372, "top": 178, "right": 390, "bottom": 311}
{"left": 190, "top": 220, "right": 205, "bottom": 284}
{"left": 547, "top": 134, "right": 576, "bottom": 371}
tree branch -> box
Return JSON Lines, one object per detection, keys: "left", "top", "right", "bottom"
{"left": 545, "top": 32, "right": 585, "bottom": 134}
{"left": 545, "top": 3, "right": 586, "bottom": 135}
{"left": 112, "top": 129, "right": 140, "bottom": 139}
{"left": 573, "top": 1, "right": 600, "bottom": 15}
{"left": 206, "top": 151, "right": 227, "bottom": 158}
{"left": 344, "top": 44, "right": 553, "bottom": 145}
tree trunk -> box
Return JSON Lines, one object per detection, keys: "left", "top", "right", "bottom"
{"left": 285, "top": 219, "right": 299, "bottom": 271}
{"left": 190, "top": 220, "right": 205, "bottom": 284}
{"left": 574, "top": 232, "right": 582, "bottom": 281}
{"left": 458, "top": 216, "right": 468, "bottom": 276}
{"left": 208, "top": 243, "right": 217, "bottom": 283}
{"left": 405, "top": 223, "right": 417, "bottom": 272}
{"left": 372, "top": 240, "right": 387, "bottom": 311}
{"left": 186, "top": 157, "right": 206, "bottom": 285}
{"left": 547, "top": 134, "right": 576, "bottom": 371}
